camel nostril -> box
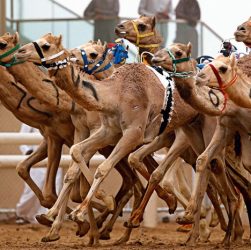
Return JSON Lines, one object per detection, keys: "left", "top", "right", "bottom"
{"left": 237, "top": 25, "right": 246, "bottom": 31}
{"left": 118, "top": 24, "right": 124, "bottom": 29}
{"left": 18, "top": 48, "right": 26, "bottom": 54}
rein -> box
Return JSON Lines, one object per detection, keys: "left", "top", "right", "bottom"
{"left": 32, "top": 41, "right": 70, "bottom": 70}
{"left": 131, "top": 21, "right": 160, "bottom": 49}
{"left": 80, "top": 48, "right": 112, "bottom": 74}
{"left": 208, "top": 63, "right": 237, "bottom": 112}
{"left": 0, "top": 44, "right": 24, "bottom": 67}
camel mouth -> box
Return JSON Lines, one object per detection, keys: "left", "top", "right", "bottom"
{"left": 234, "top": 31, "right": 246, "bottom": 41}
{"left": 195, "top": 74, "right": 210, "bottom": 87}
{"left": 115, "top": 28, "right": 127, "bottom": 38}
{"left": 15, "top": 49, "right": 32, "bottom": 60}
{"left": 151, "top": 57, "right": 165, "bottom": 65}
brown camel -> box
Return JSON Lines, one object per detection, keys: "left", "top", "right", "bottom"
{"left": 14, "top": 32, "right": 199, "bottom": 244}
{"left": 150, "top": 44, "right": 251, "bottom": 245}
{"left": 1, "top": 32, "right": 144, "bottom": 242}
{"left": 197, "top": 54, "right": 251, "bottom": 109}
{"left": 0, "top": 33, "right": 74, "bottom": 208}
{"left": 234, "top": 17, "right": 251, "bottom": 48}
{"left": 115, "top": 15, "right": 162, "bottom": 63}
{"left": 11, "top": 34, "right": 173, "bottom": 244}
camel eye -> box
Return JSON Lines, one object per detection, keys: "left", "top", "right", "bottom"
{"left": 219, "top": 66, "right": 227, "bottom": 74}
{"left": 175, "top": 51, "right": 182, "bottom": 57}
{"left": 0, "top": 42, "right": 7, "bottom": 50}
{"left": 138, "top": 23, "right": 146, "bottom": 32}
{"left": 41, "top": 43, "right": 50, "bottom": 50}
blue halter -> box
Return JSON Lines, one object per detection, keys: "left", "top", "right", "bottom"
{"left": 80, "top": 48, "right": 112, "bottom": 75}
{"left": 111, "top": 43, "right": 128, "bottom": 65}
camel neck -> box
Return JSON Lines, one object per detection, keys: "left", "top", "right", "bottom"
{"left": 7, "top": 62, "right": 73, "bottom": 113}
{"left": 51, "top": 64, "right": 104, "bottom": 112}
{"left": 174, "top": 76, "right": 224, "bottom": 116}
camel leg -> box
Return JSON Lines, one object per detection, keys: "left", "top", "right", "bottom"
{"left": 70, "top": 124, "right": 145, "bottom": 223}
{"left": 178, "top": 123, "right": 227, "bottom": 224}
{"left": 36, "top": 161, "right": 81, "bottom": 226}
{"left": 16, "top": 139, "right": 48, "bottom": 205}
{"left": 126, "top": 128, "right": 189, "bottom": 228}
{"left": 42, "top": 137, "right": 63, "bottom": 208}
{"left": 162, "top": 157, "right": 190, "bottom": 208}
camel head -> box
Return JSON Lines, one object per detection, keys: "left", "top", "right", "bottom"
{"left": 152, "top": 42, "right": 194, "bottom": 72}
{"left": 115, "top": 15, "right": 162, "bottom": 48}
{"left": 16, "top": 33, "right": 69, "bottom": 68}
{"left": 70, "top": 40, "right": 113, "bottom": 74}
{"left": 196, "top": 54, "right": 238, "bottom": 89}
{"left": 234, "top": 17, "right": 251, "bottom": 47}
{"left": 0, "top": 32, "right": 20, "bottom": 64}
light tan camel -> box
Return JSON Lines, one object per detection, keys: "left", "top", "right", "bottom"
{"left": 197, "top": 54, "right": 251, "bottom": 109}
{"left": 12, "top": 35, "right": 175, "bottom": 244}
{"left": 150, "top": 45, "right": 251, "bottom": 245}
{"left": 15, "top": 32, "right": 202, "bottom": 244}
{"left": 234, "top": 17, "right": 251, "bottom": 48}
{"left": 1, "top": 33, "right": 145, "bottom": 242}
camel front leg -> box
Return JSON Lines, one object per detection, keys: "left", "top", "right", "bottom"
{"left": 129, "top": 131, "right": 177, "bottom": 213}
{"left": 16, "top": 139, "right": 48, "bottom": 205}
{"left": 126, "top": 128, "right": 189, "bottom": 228}
{"left": 178, "top": 122, "right": 227, "bottom": 225}
{"left": 42, "top": 137, "right": 63, "bottom": 208}
{"left": 70, "top": 126, "right": 144, "bottom": 223}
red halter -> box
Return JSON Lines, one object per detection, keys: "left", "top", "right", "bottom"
{"left": 208, "top": 63, "right": 238, "bottom": 112}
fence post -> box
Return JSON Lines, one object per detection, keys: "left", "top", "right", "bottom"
{"left": 0, "top": 0, "right": 6, "bottom": 35}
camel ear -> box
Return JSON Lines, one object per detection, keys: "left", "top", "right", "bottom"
{"left": 56, "top": 34, "right": 62, "bottom": 46}
{"left": 187, "top": 42, "right": 192, "bottom": 57}
{"left": 13, "top": 32, "right": 19, "bottom": 44}
{"left": 3, "top": 32, "right": 10, "bottom": 36}
{"left": 230, "top": 53, "right": 237, "bottom": 68}
{"left": 151, "top": 16, "right": 156, "bottom": 29}
{"left": 97, "top": 39, "right": 102, "bottom": 46}
{"left": 103, "top": 41, "right": 107, "bottom": 50}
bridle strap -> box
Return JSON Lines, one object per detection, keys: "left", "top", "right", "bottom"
{"left": 165, "top": 48, "right": 193, "bottom": 78}
{"left": 131, "top": 21, "right": 160, "bottom": 49}
{"left": 208, "top": 63, "right": 237, "bottom": 112}
{"left": 80, "top": 48, "right": 112, "bottom": 75}
{"left": 32, "top": 41, "right": 67, "bottom": 69}
{"left": 0, "top": 44, "right": 20, "bottom": 60}
{"left": 0, "top": 44, "right": 25, "bottom": 67}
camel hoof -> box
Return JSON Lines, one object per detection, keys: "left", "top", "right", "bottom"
{"left": 76, "top": 220, "right": 90, "bottom": 237}
{"left": 123, "top": 220, "right": 140, "bottom": 229}
{"left": 168, "top": 195, "right": 177, "bottom": 214}
{"left": 100, "top": 230, "right": 111, "bottom": 240}
{"left": 36, "top": 214, "right": 53, "bottom": 227}
{"left": 176, "top": 215, "right": 194, "bottom": 225}
{"left": 41, "top": 234, "right": 60, "bottom": 242}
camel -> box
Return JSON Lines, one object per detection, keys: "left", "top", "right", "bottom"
{"left": 115, "top": 15, "right": 162, "bottom": 63}
{"left": 0, "top": 33, "right": 75, "bottom": 209}
{"left": 150, "top": 44, "right": 251, "bottom": 244}
{"left": 10, "top": 33, "right": 176, "bottom": 244}
{"left": 234, "top": 17, "right": 251, "bottom": 48}
{"left": 197, "top": 54, "right": 251, "bottom": 109}
{"left": 0, "top": 32, "right": 147, "bottom": 242}
{"left": 14, "top": 32, "right": 206, "bottom": 244}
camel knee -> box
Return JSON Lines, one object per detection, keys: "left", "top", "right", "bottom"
{"left": 128, "top": 153, "right": 141, "bottom": 170}
{"left": 196, "top": 155, "right": 209, "bottom": 172}
{"left": 64, "top": 169, "right": 80, "bottom": 184}
{"left": 16, "top": 162, "right": 29, "bottom": 180}
{"left": 149, "top": 170, "right": 163, "bottom": 185}
{"left": 70, "top": 144, "right": 83, "bottom": 163}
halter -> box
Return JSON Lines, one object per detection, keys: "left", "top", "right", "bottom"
{"left": 164, "top": 48, "right": 194, "bottom": 78}
{"left": 32, "top": 41, "right": 69, "bottom": 70}
{"left": 131, "top": 21, "right": 160, "bottom": 49}
{"left": 0, "top": 44, "right": 24, "bottom": 67}
{"left": 80, "top": 48, "right": 112, "bottom": 75}
{"left": 208, "top": 63, "right": 238, "bottom": 112}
